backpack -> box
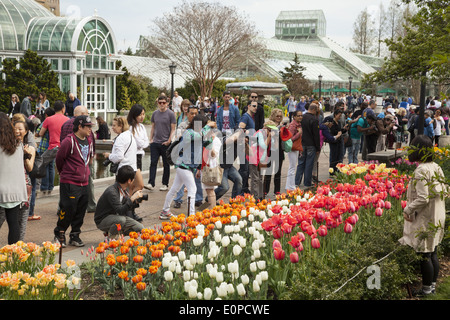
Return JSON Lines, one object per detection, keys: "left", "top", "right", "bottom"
{"left": 28, "top": 152, "right": 46, "bottom": 179}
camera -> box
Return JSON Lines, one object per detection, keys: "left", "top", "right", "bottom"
{"left": 103, "top": 159, "right": 113, "bottom": 167}
{"left": 136, "top": 194, "right": 148, "bottom": 203}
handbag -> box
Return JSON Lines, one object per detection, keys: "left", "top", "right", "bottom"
{"left": 201, "top": 147, "right": 223, "bottom": 186}
{"left": 282, "top": 139, "right": 292, "bottom": 152}
{"left": 110, "top": 136, "right": 132, "bottom": 174}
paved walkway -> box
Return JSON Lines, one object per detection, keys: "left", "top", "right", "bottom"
{"left": 0, "top": 117, "right": 343, "bottom": 265}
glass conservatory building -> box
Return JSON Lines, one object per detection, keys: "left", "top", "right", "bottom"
{"left": 0, "top": 0, "right": 122, "bottom": 120}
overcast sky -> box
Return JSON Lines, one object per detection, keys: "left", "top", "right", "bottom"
{"left": 60, "top": 0, "right": 393, "bottom": 52}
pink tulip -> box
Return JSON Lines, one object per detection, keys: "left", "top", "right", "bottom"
{"left": 273, "top": 247, "right": 285, "bottom": 260}
{"left": 311, "top": 238, "right": 320, "bottom": 249}
{"left": 318, "top": 225, "right": 328, "bottom": 237}
{"left": 377, "top": 199, "right": 385, "bottom": 208}
{"left": 344, "top": 223, "right": 353, "bottom": 233}
{"left": 281, "top": 222, "right": 293, "bottom": 234}
{"left": 375, "top": 207, "right": 383, "bottom": 217}
{"left": 272, "top": 239, "right": 282, "bottom": 250}
{"left": 296, "top": 232, "right": 306, "bottom": 242}
{"left": 290, "top": 252, "right": 299, "bottom": 263}
{"left": 384, "top": 201, "right": 391, "bottom": 209}
{"left": 297, "top": 242, "right": 304, "bottom": 252}
{"left": 401, "top": 201, "right": 407, "bottom": 209}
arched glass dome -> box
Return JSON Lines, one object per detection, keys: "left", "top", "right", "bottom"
{"left": 26, "top": 16, "right": 116, "bottom": 68}
{"left": 0, "top": 0, "right": 54, "bottom": 51}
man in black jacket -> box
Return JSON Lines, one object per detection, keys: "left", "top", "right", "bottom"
{"left": 94, "top": 165, "right": 145, "bottom": 237}
{"left": 295, "top": 103, "right": 320, "bottom": 188}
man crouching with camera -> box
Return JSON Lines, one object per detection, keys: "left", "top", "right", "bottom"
{"left": 94, "top": 165, "right": 146, "bottom": 238}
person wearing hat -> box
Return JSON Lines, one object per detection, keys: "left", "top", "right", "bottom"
{"left": 375, "top": 114, "right": 396, "bottom": 151}
{"left": 54, "top": 115, "right": 94, "bottom": 247}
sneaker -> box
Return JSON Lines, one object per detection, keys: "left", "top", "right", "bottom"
{"left": 412, "top": 288, "right": 433, "bottom": 298}
{"left": 173, "top": 202, "right": 181, "bottom": 209}
{"left": 159, "top": 185, "right": 169, "bottom": 191}
{"left": 195, "top": 201, "right": 203, "bottom": 207}
{"left": 144, "top": 184, "right": 154, "bottom": 191}
{"left": 159, "top": 210, "right": 173, "bottom": 220}
{"left": 54, "top": 235, "right": 66, "bottom": 248}
{"left": 69, "top": 236, "right": 85, "bottom": 247}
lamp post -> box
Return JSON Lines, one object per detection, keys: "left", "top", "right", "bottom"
{"left": 318, "top": 74, "right": 323, "bottom": 99}
{"left": 348, "top": 76, "right": 353, "bottom": 96}
{"left": 169, "top": 62, "right": 176, "bottom": 106}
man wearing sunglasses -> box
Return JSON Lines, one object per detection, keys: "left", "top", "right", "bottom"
{"left": 243, "top": 92, "right": 265, "bottom": 131}
{"left": 147, "top": 96, "right": 176, "bottom": 191}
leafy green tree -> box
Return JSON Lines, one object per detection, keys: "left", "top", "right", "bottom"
{"left": 368, "top": 0, "right": 449, "bottom": 133}
{"left": 0, "top": 49, "right": 65, "bottom": 113}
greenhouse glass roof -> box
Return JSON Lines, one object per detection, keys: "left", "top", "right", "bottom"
{"left": 0, "top": 0, "right": 53, "bottom": 51}
{"left": 26, "top": 16, "right": 115, "bottom": 54}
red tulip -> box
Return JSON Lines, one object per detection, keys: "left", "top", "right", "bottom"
{"left": 272, "top": 227, "right": 282, "bottom": 239}
{"left": 311, "top": 238, "right": 320, "bottom": 249}
{"left": 344, "top": 223, "right": 353, "bottom": 233}
{"left": 290, "top": 252, "right": 299, "bottom": 263}
{"left": 271, "top": 205, "right": 282, "bottom": 214}
{"left": 273, "top": 247, "right": 285, "bottom": 260}
{"left": 375, "top": 207, "right": 383, "bottom": 217}
{"left": 296, "top": 232, "right": 306, "bottom": 242}
{"left": 281, "top": 222, "right": 293, "bottom": 234}
{"left": 288, "top": 235, "right": 302, "bottom": 249}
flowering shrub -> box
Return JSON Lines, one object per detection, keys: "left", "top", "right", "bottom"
{"left": 0, "top": 241, "right": 81, "bottom": 300}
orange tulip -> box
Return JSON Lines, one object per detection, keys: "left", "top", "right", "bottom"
{"left": 136, "top": 282, "right": 146, "bottom": 291}
{"left": 133, "top": 255, "right": 144, "bottom": 263}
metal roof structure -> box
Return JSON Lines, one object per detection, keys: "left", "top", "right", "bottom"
{"left": 0, "top": 0, "right": 53, "bottom": 51}
{"left": 117, "top": 54, "right": 188, "bottom": 89}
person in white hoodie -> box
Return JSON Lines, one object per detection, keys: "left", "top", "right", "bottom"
{"left": 127, "top": 104, "right": 148, "bottom": 192}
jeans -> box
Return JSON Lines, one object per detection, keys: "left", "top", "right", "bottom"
{"left": 238, "top": 161, "right": 250, "bottom": 195}
{"left": 215, "top": 166, "right": 243, "bottom": 200}
{"left": 350, "top": 138, "right": 361, "bottom": 163}
{"left": 445, "top": 118, "right": 449, "bottom": 135}
{"left": 149, "top": 142, "right": 170, "bottom": 187}
{"left": 295, "top": 145, "right": 316, "bottom": 187}
{"left": 97, "top": 214, "right": 144, "bottom": 236}
{"left": 40, "top": 159, "right": 55, "bottom": 192}
{"left": 174, "top": 176, "right": 203, "bottom": 204}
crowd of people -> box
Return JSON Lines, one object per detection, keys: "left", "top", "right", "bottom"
{"left": 0, "top": 89, "right": 448, "bottom": 248}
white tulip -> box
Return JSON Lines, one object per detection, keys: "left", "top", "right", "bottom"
{"left": 208, "top": 266, "right": 217, "bottom": 279}
{"left": 248, "top": 226, "right": 255, "bottom": 235}
{"left": 257, "top": 260, "right": 266, "bottom": 270}
{"left": 193, "top": 236, "right": 203, "bottom": 246}
{"left": 252, "top": 280, "right": 260, "bottom": 292}
{"left": 184, "top": 281, "right": 190, "bottom": 293}
{"left": 227, "top": 261, "right": 238, "bottom": 274}
{"left": 175, "top": 264, "right": 182, "bottom": 274}
{"left": 178, "top": 251, "right": 186, "bottom": 261}
{"left": 231, "top": 215, "right": 238, "bottom": 223}
{"left": 221, "top": 236, "right": 230, "bottom": 247}
{"left": 196, "top": 254, "right": 204, "bottom": 265}
{"left": 215, "top": 220, "right": 222, "bottom": 229}
{"left": 260, "top": 271, "right": 268, "bottom": 281}
{"left": 248, "top": 214, "right": 254, "bottom": 222}
{"left": 224, "top": 225, "right": 233, "bottom": 234}
{"left": 164, "top": 270, "right": 173, "bottom": 282}
{"left": 190, "top": 279, "right": 198, "bottom": 289}
{"left": 232, "top": 245, "right": 242, "bottom": 256}
{"left": 216, "top": 283, "right": 228, "bottom": 297}
{"left": 162, "top": 256, "right": 171, "bottom": 268}
{"left": 183, "top": 270, "right": 191, "bottom": 281}
{"left": 184, "top": 260, "right": 193, "bottom": 270}
{"left": 237, "top": 283, "right": 246, "bottom": 296}
{"left": 250, "top": 262, "right": 257, "bottom": 273}
{"left": 233, "top": 225, "right": 240, "bottom": 233}
{"left": 189, "top": 254, "right": 197, "bottom": 266}
{"left": 240, "top": 209, "right": 247, "bottom": 217}
{"left": 227, "top": 283, "right": 235, "bottom": 294}
{"left": 168, "top": 261, "right": 176, "bottom": 272}
{"left": 239, "top": 221, "right": 245, "bottom": 229}
{"left": 241, "top": 274, "right": 250, "bottom": 285}
{"left": 267, "top": 209, "right": 274, "bottom": 217}
{"left": 255, "top": 274, "right": 262, "bottom": 285}
{"left": 252, "top": 239, "right": 260, "bottom": 251}
{"left": 253, "top": 249, "right": 261, "bottom": 259}
{"left": 188, "top": 285, "right": 197, "bottom": 299}
{"left": 214, "top": 232, "right": 222, "bottom": 243}
{"left": 238, "top": 238, "right": 246, "bottom": 248}
{"left": 216, "top": 271, "right": 224, "bottom": 283}
{"left": 204, "top": 288, "right": 213, "bottom": 300}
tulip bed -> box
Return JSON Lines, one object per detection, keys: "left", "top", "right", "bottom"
{"left": 78, "top": 161, "right": 422, "bottom": 300}
{"left": 1, "top": 161, "right": 435, "bottom": 300}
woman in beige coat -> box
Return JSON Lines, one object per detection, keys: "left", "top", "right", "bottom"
{"left": 399, "top": 135, "right": 447, "bottom": 296}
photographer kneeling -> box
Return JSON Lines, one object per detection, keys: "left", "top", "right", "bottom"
{"left": 94, "top": 165, "right": 145, "bottom": 237}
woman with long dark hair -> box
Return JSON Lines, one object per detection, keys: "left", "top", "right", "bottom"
{"left": 0, "top": 113, "right": 29, "bottom": 244}
{"left": 127, "top": 104, "right": 148, "bottom": 190}
{"left": 400, "top": 135, "right": 447, "bottom": 296}
{"left": 160, "top": 115, "right": 216, "bottom": 219}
